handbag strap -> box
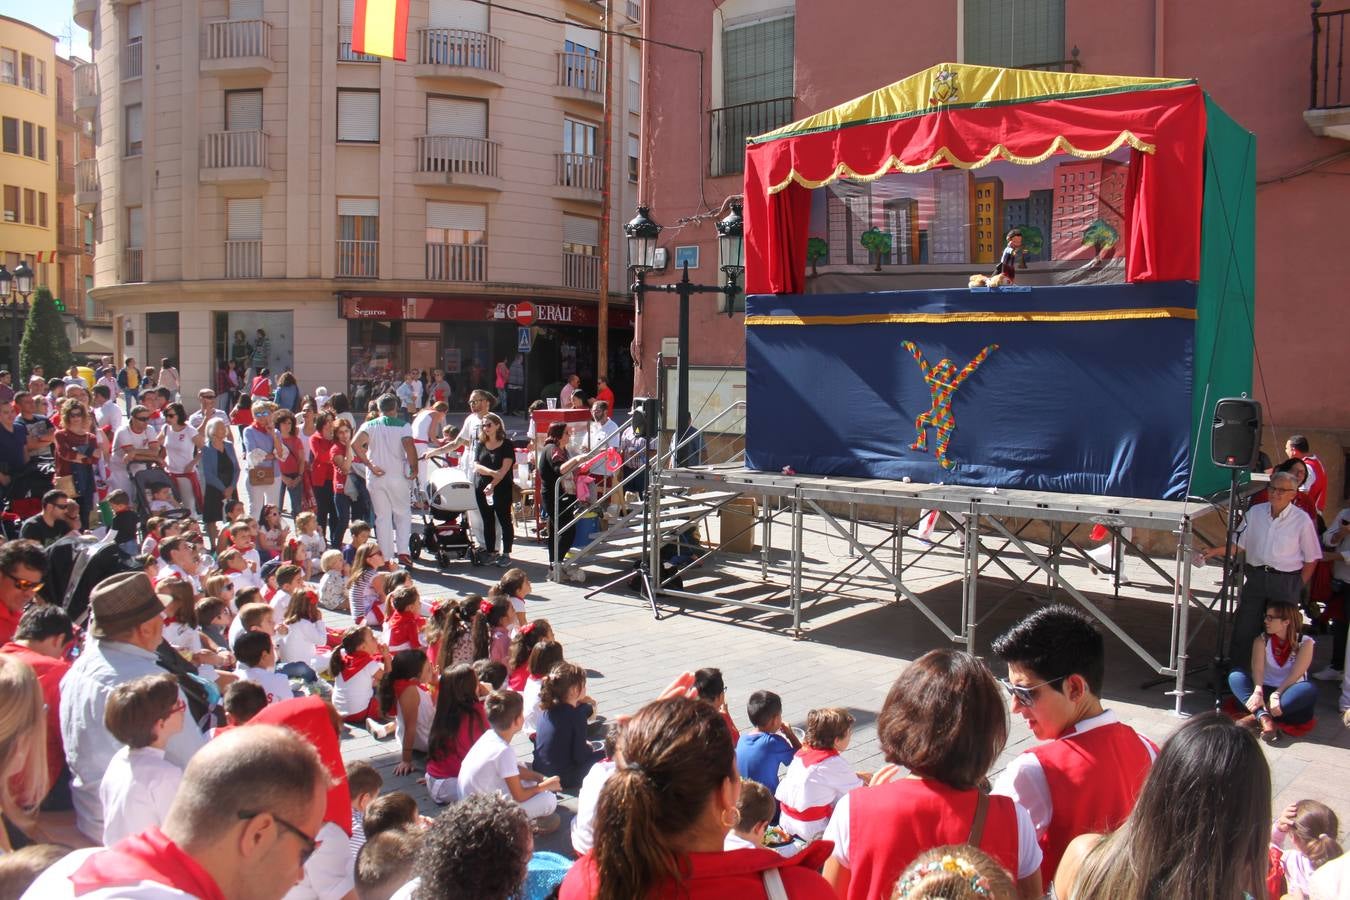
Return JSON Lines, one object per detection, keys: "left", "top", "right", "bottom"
{"left": 967, "top": 790, "right": 990, "bottom": 847}
{"left": 761, "top": 866, "right": 789, "bottom": 900}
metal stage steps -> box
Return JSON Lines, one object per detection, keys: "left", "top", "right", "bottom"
{"left": 559, "top": 488, "right": 743, "bottom": 574}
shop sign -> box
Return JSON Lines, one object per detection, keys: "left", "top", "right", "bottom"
{"left": 343, "top": 297, "right": 403, "bottom": 319}
{"left": 344, "top": 296, "right": 633, "bottom": 329}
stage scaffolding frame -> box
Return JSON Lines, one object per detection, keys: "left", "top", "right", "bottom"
{"left": 647, "top": 463, "right": 1233, "bottom": 715}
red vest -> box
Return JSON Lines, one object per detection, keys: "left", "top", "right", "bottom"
{"left": 1029, "top": 722, "right": 1154, "bottom": 881}
{"left": 844, "top": 780, "right": 1020, "bottom": 900}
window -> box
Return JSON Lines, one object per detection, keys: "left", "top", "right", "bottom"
{"left": 126, "top": 4, "right": 144, "bottom": 79}
{"left": 964, "top": 0, "right": 1064, "bottom": 68}
{"left": 0, "top": 117, "right": 14, "bottom": 154}
{"left": 425, "top": 201, "right": 486, "bottom": 280}
{"left": 427, "top": 0, "right": 488, "bottom": 30}
{"left": 37, "top": 193, "right": 47, "bottom": 228}
{"left": 562, "top": 214, "right": 599, "bottom": 255}
{"left": 226, "top": 89, "right": 263, "bottom": 131}
{"left": 125, "top": 104, "right": 143, "bottom": 156}
{"left": 2, "top": 186, "right": 17, "bottom": 223}
{"left": 0, "top": 49, "right": 14, "bottom": 85}
{"left": 85, "top": 217, "right": 95, "bottom": 251}
{"left": 36, "top": 59, "right": 44, "bottom": 94}
{"left": 20, "top": 53, "right": 32, "bottom": 90}
{"left": 723, "top": 14, "right": 794, "bottom": 107}
{"left": 337, "top": 90, "right": 379, "bottom": 142}
{"left": 626, "top": 43, "right": 640, "bottom": 111}
{"left": 226, "top": 198, "right": 263, "bottom": 277}
{"left": 228, "top": 0, "right": 263, "bottom": 18}
{"left": 337, "top": 198, "right": 378, "bottom": 276}
{"left": 425, "top": 96, "right": 486, "bottom": 137}
{"left": 37, "top": 126, "right": 45, "bottom": 161}
{"left": 627, "top": 133, "right": 639, "bottom": 182}
{"left": 563, "top": 117, "right": 597, "bottom": 156}
{"left": 21, "top": 121, "right": 33, "bottom": 157}
{"left": 563, "top": 21, "right": 600, "bottom": 92}
{"left": 23, "top": 189, "right": 35, "bottom": 225}
{"left": 127, "top": 207, "right": 144, "bottom": 248}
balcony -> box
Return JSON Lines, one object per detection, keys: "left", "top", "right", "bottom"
{"left": 73, "top": 0, "right": 96, "bottom": 30}
{"left": 58, "top": 227, "right": 88, "bottom": 254}
{"left": 74, "top": 62, "right": 98, "bottom": 120}
{"left": 76, "top": 159, "right": 100, "bottom": 210}
{"left": 124, "top": 39, "right": 143, "bottom": 80}
{"left": 555, "top": 152, "right": 603, "bottom": 201}
{"left": 1015, "top": 46, "right": 1081, "bottom": 73}
{"left": 414, "top": 28, "right": 505, "bottom": 86}
{"left": 200, "top": 130, "right": 270, "bottom": 184}
{"left": 123, "top": 248, "right": 144, "bottom": 284}
{"left": 562, "top": 250, "right": 600, "bottom": 292}
{"left": 413, "top": 135, "right": 501, "bottom": 190}
{"left": 201, "top": 19, "right": 274, "bottom": 76}
{"left": 338, "top": 25, "right": 381, "bottom": 63}
{"left": 556, "top": 51, "right": 603, "bottom": 105}
{"left": 226, "top": 239, "right": 262, "bottom": 278}
{"left": 708, "top": 95, "right": 793, "bottom": 177}
{"left": 1307, "top": 4, "right": 1350, "bottom": 139}
{"left": 425, "top": 242, "right": 486, "bottom": 281}
{"left": 336, "top": 240, "right": 378, "bottom": 278}
{"left": 57, "top": 163, "right": 75, "bottom": 195}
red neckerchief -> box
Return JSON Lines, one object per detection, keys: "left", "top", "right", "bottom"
{"left": 794, "top": 747, "right": 840, "bottom": 767}
{"left": 1270, "top": 634, "right": 1294, "bottom": 668}
{"left": 163, "top": 616, "right": 182, "bottom": 626}
{"left": 393, "top": 678, "right": 424, "bottom": 700}
{"left": 70, "top": 827, "right": 226, "bottom": 900}
{"left": 342, "top": 649, "right": 377, "bottom": 681}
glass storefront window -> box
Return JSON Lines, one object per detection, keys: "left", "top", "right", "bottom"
{"left": 347, "top": 319, "right": 404, "bottom": 411}
{"left": 213, "top": 310, "right": 296, "bottom": 391}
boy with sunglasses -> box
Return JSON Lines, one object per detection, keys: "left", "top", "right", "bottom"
{"left": 989, "top": 604, "right": 1157, "bottom": 887}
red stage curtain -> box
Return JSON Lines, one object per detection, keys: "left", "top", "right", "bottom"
{"left": 744, "top": 85, "right": 1207, "bottom": 294}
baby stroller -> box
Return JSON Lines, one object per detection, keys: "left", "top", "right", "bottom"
{"left": 409, "top": 457, "right": 481, "bottom": 568}
{"left": 130, "top": 464, "right": 194, "bottom": 526}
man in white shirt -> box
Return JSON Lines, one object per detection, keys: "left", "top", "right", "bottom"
{"left": 110, "top": 406, "right": 163, "bottom": 495}
{"left": 395, "top": 370, "right": 423, "bottom": 421}
{"left": 353, "top": 393, "right": 418, "bottom": 565}
{"left": 187, "top": 387, "right": 229, "bottom": 434}
{"left": 92, "top": 384, "right": 123, "bottom": 432}
{"left": 1207, "top": 470, "right": 1321, "bottom": 663}
{"left": 559, "top": 373, "right": 580, "bottom": 410}
{"left": 588, "top": 400, "right": 620, "bottom": 450}
{"left": 411, "top": 401, "right": 451, "bottom": 493}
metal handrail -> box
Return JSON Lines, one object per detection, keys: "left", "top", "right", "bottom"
{"left": 1312, "top": 4, "right": 1350, "bottom": 109}
{"left": 660, "top": 400, "right": 747, "bottom": 469}
{"left": 548, "top": 414, "right": 645, "bottom": 580}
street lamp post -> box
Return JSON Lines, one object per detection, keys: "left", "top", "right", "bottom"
{"left": 625, "top": 204, "right": 744, "bottom": 463}
{"left": 0, "top": 262, "right": 34, "bottom": 376}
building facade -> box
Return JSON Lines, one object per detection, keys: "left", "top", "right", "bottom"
{"left": 78, "top": 0, "right": 640, "bottom": 403}
{"left": 640, "top": 0, "right": 1350, "bottom": 496}
{"left": 1049, "top": 158, "right": 1126, "bottom": 263}
{"left": 55, "top": 55, "right": 106, "bottom": 337}
{"left": 972, "top": 175, "right": 1003, "bottom": 264}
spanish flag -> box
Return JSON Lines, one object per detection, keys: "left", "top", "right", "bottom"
{"left": 351, "top": 0, "right": 409, "bottom": 61}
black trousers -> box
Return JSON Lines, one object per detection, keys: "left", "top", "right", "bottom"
{"left": 476, "top": 488, "right": 513, "bottom": 555}
{"left": 1230, "top": 566, "right": 1304, "bottom": 663}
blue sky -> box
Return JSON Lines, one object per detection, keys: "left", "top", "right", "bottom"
{"left": 0, "top": 3, "right": 91, "bottom": 58}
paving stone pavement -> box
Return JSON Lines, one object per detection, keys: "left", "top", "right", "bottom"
{"left": 332, "top": 513, "right": 1350, "bottom": 858}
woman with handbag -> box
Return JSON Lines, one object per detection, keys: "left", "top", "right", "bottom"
{"left": 241, "top": 402, "right": 285, "bottom": 517}
{"left": 820, "top": 649, "right": 1043, "bottom": 900}
{"left": 199, "top": 418, "right": 239, "bottom": 547}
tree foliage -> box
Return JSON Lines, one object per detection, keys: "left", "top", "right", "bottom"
{"left": 806, "top": 237, "right": 828, "bottom": 275}
{"left": 859, "top": 228, "right": 892, "bottom": 271}
{"left": 1081, "top": 219, "right": 1120, "bottom": 257}
{"left": 1019, "top": 225, "right": 1045, "bottom": 261}
{"left": 20, "top": 286, "right": 72, "bottom": 378}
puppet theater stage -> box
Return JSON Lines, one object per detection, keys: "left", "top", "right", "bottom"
{"left": 649, "top": 65, "right": 1256, "bottom": 711}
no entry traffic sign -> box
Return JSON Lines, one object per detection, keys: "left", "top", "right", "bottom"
{"left": 514, "top": 301, "right": 535, "bottom": 326}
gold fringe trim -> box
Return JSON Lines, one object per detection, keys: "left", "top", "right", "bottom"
{"left": 764, "top": 132, "right": 1156, "bottom": 195}
{"left": 744, "top": 306, "right": 1198, "bottom": 327}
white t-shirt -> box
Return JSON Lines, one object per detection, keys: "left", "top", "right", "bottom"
{"left": 162, "top": 424, "right": 199, "bottom": 473}
{"left": 95, "top": 399, "right": 123, "bottom": 432}
{"left": 357, "top": 418, "right": 414, "bottom": 479}
{"left": 21, "top": 847, "right": 197, "bottom": 900}
{"left": 395, "top": 685, "right": 434, "bottom": 754}
{"left": 187, "top": 407, "right": 228, "bottom": 433}
{"left": 590, "top": 418, "right": 620, "bottom": 450}
{"left": 238, "top": 664, "right": 294, "bottom": 706}
{"left": 822, "top": 789, "right": 1044, "bottom": 880}
{"left": 332, "top": 656, "right": 382, "bottom": 716}
{"left": 774, "top": 754, "right": 863, "bottom": 841}
{"left": 456, "top": 412, "right": 486, "bottom": 473}
{"left": 279, "top": 618, "right": 327, "bottom": 666}
{"left": 571, "top": 758, "right": 615, "bottom": 855}
{"left": 111, "top": 425, "right": 156, "bottom": 484}
{"left": 284, "top": 821, "right": 356, "bottom": 900}
{"left": 411, "top": 410, "right": 440, "bottom": 446}
{"left": 271, "top": 589, "right": 294, "bottom": 620}
{"left": 522, "top": 675, "right": 544, "bottom": 734}
{"left": 458, "top": 729, "right": 519, "bottom": 799}
{"left": 99, "top": 746, "right": 183, "bottom": 846}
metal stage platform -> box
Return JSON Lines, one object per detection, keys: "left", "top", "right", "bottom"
{"left": 644, "top": 463, "right": 1234, "bottom": 715}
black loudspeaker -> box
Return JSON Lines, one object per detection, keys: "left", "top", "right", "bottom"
{"left": 1211, "top": 397, "right": 1262, "bottom": 469}
{"left": 631, "top": 396, "right": 659, "bottom": 438}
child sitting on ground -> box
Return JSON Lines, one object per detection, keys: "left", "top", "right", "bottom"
{"left": 775, "top": 707, "right": 865, "bottom": 842}
{"left": 736, "top": 689, "right": 802, "bottom": 796}
{"left": 212, "top": 680, "right": 268, "bottom": 737}
{"left": 1270, "top": 799, "right": 1344, "bottom": 898}
{"left": 361, "top": 791, "right": 426, "bottom": 841}
{"left": 694, "top": 667, "right": 740, "bottom": 743}
{"left": 279, "top": 587, "right": 329, "bottom": 681}
{"left": 385, "top": 585, "right": 427, "bottom": 652}
{"left": 459, "top": 689, "right": 562, "bottom": 833}
{"left": 269, "top": 563, "right": 306, "bottom": 619}
{"left": 425, "top": 664, "right": 490, "bottom": 805}
{"left": 294, "top": 511, "right": 327, "bottom": 576}
{"left": 355, "top": 827, "right": 421, "bottom": 900}
{"left": 99, "top": 674, "right": 187, "bottom": 845}
{"left": 159, "top": 578, "right": 233, "bottom": 687}
{"left": 140, "top": 516, "right": 166, "bottom": 559}
{"left": 428, "top": 597, "right": 475, "bottom": 670}
{"left": 493, "top": 568, "right": 533, "bottom": 629}
{"left": 343, "top": 520, "right": 373, "bottom": 568}
{"left": 571, "top": 722, "right": 621, "bottom": 856}
{"left": 474, "top": 659, "right": 508, "bottom": 690}
{"left": 893, "top": 846, "right": 1017, "bottom": 900}
{"left": 347, "top": 760, "right": 385, "bottom": 862}
{"left": 227, "top": 599, "right": 283, "bottom": 648}
{"left": 106, "top": 490, "right": 140, "bottom": 556}
{"left": 195, "top": 596, "right": 232, "bottom": 649}
{"left": 232, "top": 630, "right": 293, "bottom": 706}
{"left": 532, "top": 661, "right": 603, "bottom": 792}
{"left": 317, "top": 549, "right": 347, "bottom": 612}
{"left": 472, "top": 595, "right": 513, "bottom": 664}
{"left": 522, "top": 640, "right": 565, "bottom": 737}
{"left": 725, "top": 779, "right": 777, "bottom": 851}
{"left": 507, "top": 620, "right": 553, "bottom": 691}
{"left": 331, "top": 625, "right": 395, "bottom": 736}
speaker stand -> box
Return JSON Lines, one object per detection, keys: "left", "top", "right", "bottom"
{"left": 1209, "top": 466, "right": 1244, "bottom": 707}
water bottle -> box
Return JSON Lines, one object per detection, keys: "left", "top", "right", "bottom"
{"left": 486, "top": 487, "right": 495, "bottom": 507}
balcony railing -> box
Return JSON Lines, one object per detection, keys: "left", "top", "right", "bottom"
{"left": 557, "top": 50, "right": 603, "bottom": 94}
{"left": 417, "top": 28, "right": 501, "bottom": 71}
{"left": 425, "top": 242, "right": 485, "bottom": 281}
{"left": 124, "top": 39, "right": 143, "bottom": 79}
{"left": 562, "top": 250, "right": 600, "bottom": 291}
{"left": 123, "top": 248, "right": 144, "bottom": 283}
{"left": 74, "top": 61, "right": 98, "bottom": 113}
{"left": 76, "top": 158, "right": 100, "bottom": 194}
{"left": 202, "top": 130, "right": 268, "bottom": 169}
{"left": 415, "top": 135, "right": 499, "bottom": 177}
{"left": 203, "top": 19, "right": 271, "bottom": 61}
{"left": 59, "top": 227, "right": 89, "bottom": 253}
{"left": 708, "top": 95, "right": 793, "bottom": 177}
{"left": 336, "top": 239, "right": 378, "bottom": 277}
{"left": 57, "top": 164, "right": 75, "bottom": 194}
{"left": 556, "top": 153, "right": 603, "bottom": 191}
{"left": 1312, "top": 4, "right": 1350, "bottom": 109}
{"left": 226, "top": 239, "right": 262, "bottom": 278}
{"left": 1015, "top": 46, "right": 1081, "bottom": 73}
{"left": 339, "top": 25, "right": 381, "bottom": 62}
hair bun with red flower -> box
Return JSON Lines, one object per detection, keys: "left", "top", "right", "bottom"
{"left": 479, "top": 599, "right": 494, "bottom": 616}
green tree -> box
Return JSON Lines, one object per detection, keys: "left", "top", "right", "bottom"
{"left": 859, "top": 227, "right": 892, "bottom": 272}
{"left": 20, "top": 286, "right": 73, "bottom": 378}
{"left": 806, "top": 237, "right": 828, "bottom": 275}
{"left": 1081, "top": 218, "right": 1119, "bottom": 258}
{"left": 1018, "top": 224, "right": 1045, "bottom": 264}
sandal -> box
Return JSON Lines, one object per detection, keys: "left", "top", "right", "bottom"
{"left": 1261, "top": 727, "right": 1281, "bottom": 745}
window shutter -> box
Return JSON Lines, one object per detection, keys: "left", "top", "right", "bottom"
{"left": 427, "top": 201, "right": 485, "bottom": 231}
{"left": 229, "top": 0, "right": 263, "bottom": 19}
{"left": 964, "top": 0, "right": 1064, "bottom": 67}
{"left": 562, "top": 214, "right": 599, "bottom": 248}
{"left": 339, "top": 0, "right": 354, "bottom": 26}
{"left": 226, "top": 90, "right": 263, "bottom": 131}
{"left": 626, "top": 43, "right": 640, "bottom": 108}
{"left": 564, "top": 21, "right": 600, "bottom": 52}
{"left": 427, "top": 0, "right": 487, "bottom": 30}
{"left": 338, "top": 91, "right": 380, "bottom": 141}
{"left": 128, "top": 4, "right": 144, "bottom": 39}
{"left": 338, "top": 198, "right": 379, "bottom": 217}
{"left": 128, "top": 207, "right": 144, "bottom": 247}
{"left": 722, "top": 14, "right": 793, "bottom": 106}
{"left": 227, "top": 198, "right": 263, "bottom": 241}
{"left": 126, "top": 104, "right": 143, "bottom": 144}
{"left": 425, "top": 97, "right": 486, "bottom": 137}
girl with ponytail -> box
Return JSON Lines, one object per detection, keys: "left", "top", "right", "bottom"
{"left": 329, "top": 625, "right": 393, "bottom": 735}
{"left": 471, "top": 595, "right": 512, "bottom": 664}
{"left": 558, "top": 696, "right": 834, "bottom": 900}
{"left": 506, "top": 618, "right": 553, "bottom": 690}
{"left": 532, "top": 662, "right": 601, "bottom": 791}
{"left": 424, "top": 664, "right": 490, "bottom": 804}
{"left": 428, "top": 597, "right": 475, "bottom": 672}
{"left": 1272, "top": 799, "right": 1343, "bottom": 897}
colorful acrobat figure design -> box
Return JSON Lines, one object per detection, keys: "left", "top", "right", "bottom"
{"left": 901, "top": 340, "right": 999, "bottom": 469}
